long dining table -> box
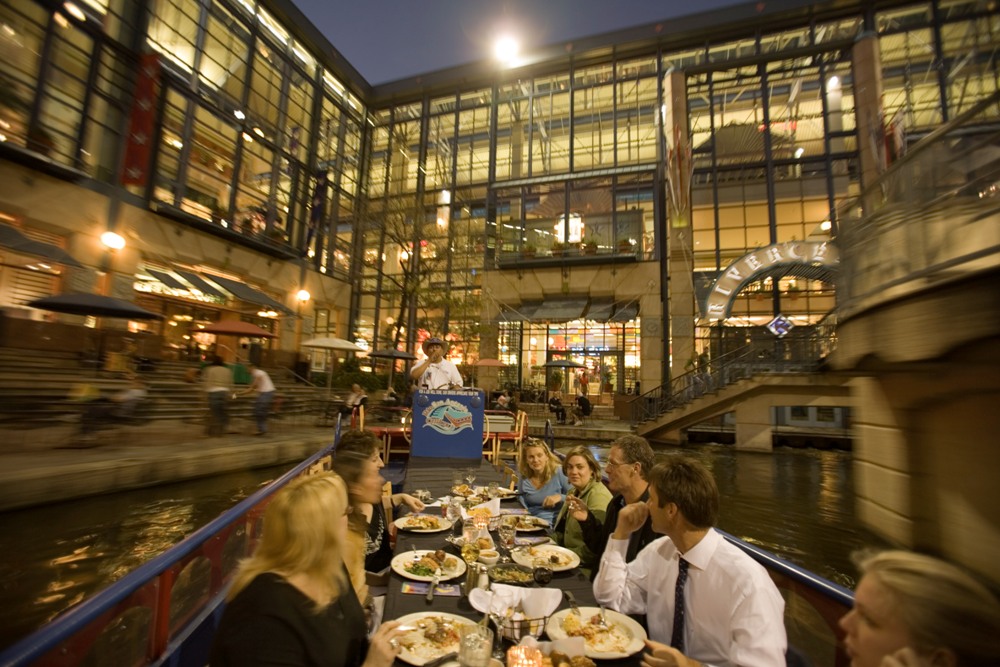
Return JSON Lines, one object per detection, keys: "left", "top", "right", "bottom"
{"left": 383, "top": 456, "right": 643, "bottom": 667}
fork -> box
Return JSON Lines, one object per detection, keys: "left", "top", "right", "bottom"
{"left": 596, "top": 604, "right": 609, "bottom": 627}
{"left": 411, "top": 544, "right": 421, "bottom": 561}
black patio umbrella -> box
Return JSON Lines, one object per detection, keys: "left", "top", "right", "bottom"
{"left": 368, "top": 348, "right": 417, "bottom": 391}
{"left": 28, "top": 293, "right": 163, "bottom": 320}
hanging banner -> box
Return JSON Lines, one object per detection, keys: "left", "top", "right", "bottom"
{"left": 120, "top": 53, "right": 161, "bottom": 186}
{"left": 410, "top": 389, "right": 485, "bottom": 458}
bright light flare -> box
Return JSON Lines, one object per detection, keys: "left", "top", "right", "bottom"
{"left": 493, "top": 36, "right": 519, "bottom": 64}
{"left": 100, "top": 230, "right": 125, "bottom": 250}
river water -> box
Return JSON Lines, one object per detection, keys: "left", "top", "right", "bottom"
{"left": 0, "top": 442, "right": 885, "bottom": 651}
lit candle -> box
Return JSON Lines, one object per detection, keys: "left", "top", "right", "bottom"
{"left": 474, "top": 513, "right": 490, "bottom": 532}
{"left": 507, "top": 646, "right": 542, "bottom": 667}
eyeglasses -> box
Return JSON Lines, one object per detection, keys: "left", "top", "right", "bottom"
{"left": 604, "top": 458, "right": 632, "bottom": 469}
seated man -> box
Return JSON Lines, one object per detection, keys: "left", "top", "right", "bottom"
{"left": 547, "top": 391, "right": 567, "bottom": 424}
{"left": 80, "top": 377, "right": 148, "bottom": 435}
{"left": 341, "top": 383, "right": 368, "bottom": 416}
{"left": 570, "top": 391, "right": 592, "bottom": 426}
{"left": 593, "top": 455, "right": 786, "bottom": 667}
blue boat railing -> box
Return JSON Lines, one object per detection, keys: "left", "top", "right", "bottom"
{"left": 1, "top": 416, "right": 853, "bottom": 667}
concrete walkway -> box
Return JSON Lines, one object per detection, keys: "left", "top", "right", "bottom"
{"left": 0, "top": 415, "right": 633, "bottom": 512}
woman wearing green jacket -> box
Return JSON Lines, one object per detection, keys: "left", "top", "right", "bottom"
{"left": 553, "top": 446, "right": 613, "bottom": 576}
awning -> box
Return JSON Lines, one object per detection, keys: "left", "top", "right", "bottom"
{"left": 174, "top": 270, "right": 228, "bottom": 300}
{"left": 539, "top": 299, "right": 588, "bottom": 323}
{"left": 609, "top": 301, "right": 639, "bottom": 322}
{"left": 204, "top": 273, "right": 293, "bottom": 315}
{"left": 0, "top": 224, "right": 83, "bottom": 268}
{"left": 585, "top": 301, "right": 614, "bottom": 321}
{"left": 146, "top": 268, "right": 188, "bottom": 291}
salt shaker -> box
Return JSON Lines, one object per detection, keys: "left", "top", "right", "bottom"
{"left": 477, "top": 565, "right": 490, "bottom": 590}
{"left": 466, "top": 563, "right": 482, "bottom": 593}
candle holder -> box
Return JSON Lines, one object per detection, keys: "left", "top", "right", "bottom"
{"left": 507, "top": 645, "right": 542, "bottom": 667}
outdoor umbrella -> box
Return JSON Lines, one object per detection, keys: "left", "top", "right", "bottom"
{"left": 28, "top": 293, "right": 163, "bottom": 320}
{"left": 368, "top": 348, "right": 417, "bottom": 391}
{"left": 199, "top": 320, "right": 276, "bottom": 338}
{"left": 543, "top": 358, "right": 586, "bottom": 395}
{"left": 302, "top": 336, "right": 365, "bottom": 394}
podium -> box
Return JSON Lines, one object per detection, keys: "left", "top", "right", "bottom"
{"left": 410, "top": 389, "right": 485, "bottom": 458}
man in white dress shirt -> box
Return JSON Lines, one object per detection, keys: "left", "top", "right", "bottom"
{"left": 593, "top": 456, "right": 786, "bottom": 667}
{"left": 409, "top": 337, "right": 463, "bottom": 390}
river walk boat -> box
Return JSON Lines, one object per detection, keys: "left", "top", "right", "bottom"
{"left": 0, "top": 419, "right": 853, "bottom": 667}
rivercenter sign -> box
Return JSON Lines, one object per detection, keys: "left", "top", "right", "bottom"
{"left": 703, "top": 241, "right": 839, "bottom": 320}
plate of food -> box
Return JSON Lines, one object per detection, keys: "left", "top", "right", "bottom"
{"left": 391, "top": 549, "right": 466, "bottom": 582}
{"left": 486, "top": 562, "right": 535, "bottom": 586}
{"left": 394, "top": 611, "right": 477, "bottom": 666}
{"left": 513, "top": 515, "right": 549, "bottom": 532}
{"left": 451, "top": 483, "right": 475, "bottom": 497}
{"left": 394, "top": 514, "right": 452, "bottom": 533}
{"left": 447, "top": 534, "right": 495, "bottom": 551}
{"left": 545, "top": 607, "right": 647, "bottom": 659}
{"left": 511, "top": 544, "right": 580, "bottom": 572}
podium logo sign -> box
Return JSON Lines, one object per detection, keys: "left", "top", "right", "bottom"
{"left": 421, "top": 399, "right": 474, "bottom": 435}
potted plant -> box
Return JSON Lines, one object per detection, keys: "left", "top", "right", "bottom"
{"left": 583, "top": 240, "right": 598, "bottom": 255}
{"left": 523, "top": 243, "right": 537, "bottom": 259}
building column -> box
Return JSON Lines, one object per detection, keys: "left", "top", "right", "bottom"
{"left": 733, "top": 395, "right": 774, "bottom": 452}
{"left": 663, "top": 71, "right": 695, "bottom": 380}
{"left": 852, "top": 32, "right": 885, "bottom": 193}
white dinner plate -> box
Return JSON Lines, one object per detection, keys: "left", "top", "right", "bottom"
{"left": 393, "top": 611, "right": 478, "bottom": 666}
{"left": 512, "top": 516, "right": 549, "bottom": 532}
{"left": 545, "top": 607, "right": 647, "bottom": 659}
{"left": 390, "top": 550, "right": 466, "bottom": 582}
{"left": 393, "top": 514, "right": 453, "bottom": 533}
{"left": 510, "top": 544, "right": 580, "bottom": 572}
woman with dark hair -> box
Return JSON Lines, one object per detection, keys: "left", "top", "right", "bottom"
{"left": 517, "top": 438, "right": 570, "bottom": 524}
{"left": 554, "top": 445, "right": 612, "bottom": 575}
{"left": 210, "top": 473, "right": 403, "bottom": 667}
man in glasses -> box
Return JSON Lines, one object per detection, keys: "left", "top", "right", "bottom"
{"left": 565, "top": 434, "right": 658, "bottom": 580}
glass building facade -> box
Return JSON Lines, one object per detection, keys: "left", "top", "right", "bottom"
{"left": 0, "top": 0, "right": 997, "bottom": 386}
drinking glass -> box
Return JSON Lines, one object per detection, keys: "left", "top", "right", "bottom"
{"left": 488, "top": 481, "right": 499, "bottom": 499}
{"left": 497, "top": 524, "right": 516, "bottom": 562}
{"left": 446, "top": 498, "right": 462, "bottom": 532}
{"left": 462, "top": 518, "right": 479, "bottom": 544}
{"left": 465, "top": 468, "right": 477, "bottom": 488}
{"left": 452, "top": 471, "right": 465, "bottom": 489}
{"left": 459, "top": 624, "right": 493, "bottom": 667}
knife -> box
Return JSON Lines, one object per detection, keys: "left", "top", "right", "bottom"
{"left": 423, "top": 651, "right": 458, "bottom": 667}
{"left": 426, "top": 572, "right": 440, "bottom": 603}
{"left": 563, "top": 589, "right": 582, "bottom": 616}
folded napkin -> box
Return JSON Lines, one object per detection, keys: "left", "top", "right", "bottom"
{"left": 460, "top": 497, "right": 501, "bottom": 520}
{"left": 468, "top": 584, "right": 562, "bottom": 620}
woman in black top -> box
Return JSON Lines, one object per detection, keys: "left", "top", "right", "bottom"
{"left": 210, "top": 473, "right": 403, "bottom": 667}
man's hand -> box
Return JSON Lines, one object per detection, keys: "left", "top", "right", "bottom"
{"left": 880, "top": 647, "right": 941, "bottom": 667}
{"left": 640, "top": 640, "right": 699, "bottom": 667}
{"left": 566, "top": 494, "right": 589, "bottom": 522}
{"left": 612, "top": 502, "right": 649, "bottom": 540}
{"left": 542, "top": 493, "right": 563, "bottom": 508}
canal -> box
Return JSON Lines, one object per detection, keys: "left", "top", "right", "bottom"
{"left": 0, "top": 442, "right": 885, "bottom": 651}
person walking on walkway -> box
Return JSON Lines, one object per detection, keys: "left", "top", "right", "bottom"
{"left": 242, "top": 362, "right": 276, "bottom": 436}
{"left": 203, "top": 355, "right": 233, "bottom": 437}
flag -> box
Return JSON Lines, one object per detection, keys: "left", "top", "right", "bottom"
{"left": 120, "top": 53, "right": 161, "bottom": 186}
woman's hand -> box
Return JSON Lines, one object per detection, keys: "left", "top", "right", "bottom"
{"left": 880, "top": 647, "right": 946, "bottom": 667}
{"left": 566, "top": 494, "right": 590, "bottom": 522}
{"left": 364, "top": 620, "right": 403, "bottom": 667}
{"left": 542, "top": 493, "right": 563, "bottom": 508}
{"left": 397, "top": 493, "right": 425, "bottom": 513}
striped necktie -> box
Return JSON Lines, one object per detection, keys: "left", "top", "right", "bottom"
{"left": 670, "top": 558, "right": 689, "bottom": 651}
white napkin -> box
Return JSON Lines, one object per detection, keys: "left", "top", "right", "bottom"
{"left": 468, "top": 584, "right": 562, "bottom": 619}
{"left": 460, "top": 497, "right": 501, "bottom": 520}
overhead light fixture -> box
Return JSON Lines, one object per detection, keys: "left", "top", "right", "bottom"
{"left": 233, "top": 109, "right": 246, "bottom": 120}
{"left": 820, "top": 220, "right": 832, "bottom": 231}
{"left": 242, "top": 132, "right": 253, "bottom": 143}
{"left": 794, "top": 147, "right": 805, "bottom": 159}
{"left": 63, "top": 2, "right": 86, "bottom": 22}
{"left": 252, "top": 126, "right": 264, "bottom": 137}
{"left": 493, "top": 35, "right": 519, "bottom": 64}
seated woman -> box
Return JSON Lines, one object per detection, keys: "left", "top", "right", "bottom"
{"left": 554, "top": 446, "right": 612, "bottom": 575}
{"left": 517, "top": 438, "right": 570, "bottom": 525}
{"left": 839, "top": 550, "right": 1000, "bottom": 667}
{"left": 331, "top": 452, "right": 385, "bottom": 604}
{"left": 334, "top": 431, "right": 424, "bottom": 579}
{"left": 209, "top": 473, "right": 403, "bottom": 667}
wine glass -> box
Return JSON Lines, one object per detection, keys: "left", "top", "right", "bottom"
{"left": 446, "top": 498, "right": 462, "bottom": 533}
{"left": 465, "top": 468, "right": 477, "bottom": 488}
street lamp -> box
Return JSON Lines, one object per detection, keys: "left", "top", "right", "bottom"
{"left": 101, "top": 230, "right": 125, "bottom": 251}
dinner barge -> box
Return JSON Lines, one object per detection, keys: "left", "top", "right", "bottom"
{"left": 0, "top": 424, "right": 853, "bottom": 667}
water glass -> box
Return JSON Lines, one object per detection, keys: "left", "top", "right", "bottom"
{"left": 452, "top": 471, "right": 465, "bottom": 488}
{"left": 497, "top": 524, "right": 516, "bottom": 561}
{"left": 487, "top": 481, "right": 499, "bottom": 498}
{"left": 446, "top": 498, "right": 463, "bottom": 532}
{"left": 459, "top": 624, "right": 493, "bottom": 667}
{"left": 462, "top": 518, "right": 479, "bottom": 544}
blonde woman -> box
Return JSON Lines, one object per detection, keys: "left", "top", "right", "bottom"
{"left": 840, "top": 550, "right": 1000, "bottom": 667}
{"left": 331, "top": 451, "right": 387, "bottom": 603}
{"left": 210, "top": 473, "right": 403, "bottom": 667}
{"left": 517, "top": 438, "right": 570, "bottom": 524}
{"left": 554, "top": 446, "right": 612, "bottom": 575}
